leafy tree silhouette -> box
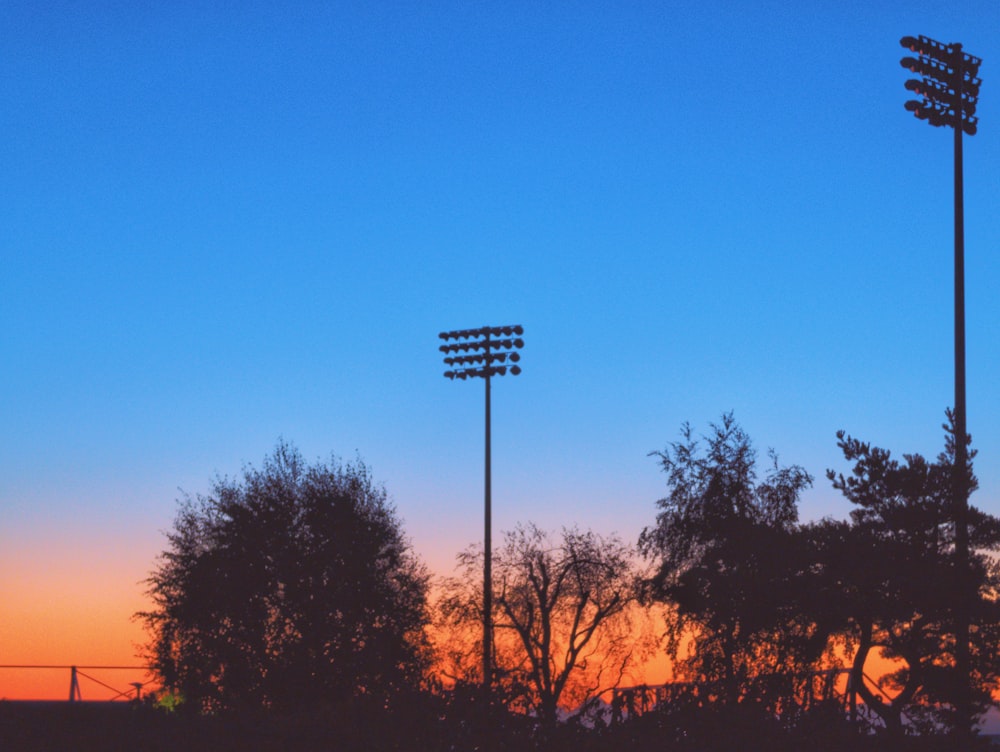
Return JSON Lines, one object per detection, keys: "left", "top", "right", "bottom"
{"left": 138, "top": 441, "right": 431, "bottom": 713}
{"left": 437, "top": 523, "right": 648, "bottom": 729}
{"left": 639, "top": 413, "right": 819, "bottom": 709}
{"left": 816, "top": 413, "right": 1000, "bottom": 736}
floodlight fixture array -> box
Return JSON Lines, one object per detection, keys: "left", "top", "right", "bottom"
{"left": 439, "top": 326, "right": 524, "bottom": 380}
{"left": 900, "top": 35, "right": 981, "bottom": 134}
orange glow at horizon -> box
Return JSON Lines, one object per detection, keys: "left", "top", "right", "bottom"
{"left": 1, "top": 546, "right": 155, "bottom": 701}
{"left": 1, "top": 547, "right": 960, "bottom": 710}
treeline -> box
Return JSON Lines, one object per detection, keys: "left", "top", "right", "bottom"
{"left": 124, "top": 413, "right": 1000, "bottom": 750}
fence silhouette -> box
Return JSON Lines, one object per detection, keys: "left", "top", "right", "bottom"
{"left": 0, "top": 665, "right": 156, "bottom": 702}
{"left": 609, "top": 668, "right": 884, "bottom": 724}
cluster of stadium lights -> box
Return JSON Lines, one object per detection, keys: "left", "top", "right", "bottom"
{"left": 900, "top": 35, "right": 981, "bottom": 134}
{"left": 439, "top": 325, "right": 524, "bottom": 380}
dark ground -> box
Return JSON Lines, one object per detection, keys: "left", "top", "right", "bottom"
{"left": 1, "top": 701, "right": 996, "bottom": 752}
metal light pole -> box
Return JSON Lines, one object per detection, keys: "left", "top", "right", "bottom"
{"left": 900, "top": 34, "right": 982, "bottom": 735}
{"left": 439, "top": 325, "right": 524, "bottom": 710}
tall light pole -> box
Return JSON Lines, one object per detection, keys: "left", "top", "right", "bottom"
{"left": 439, "top": 325, "right": 524, "bottom": 710}
{"left": 900, "top": 34, "right": 981, "bottom": 736}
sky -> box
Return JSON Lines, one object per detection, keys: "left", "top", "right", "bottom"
{"left": 2, "top": 0, "right": 999, "bottom": 701}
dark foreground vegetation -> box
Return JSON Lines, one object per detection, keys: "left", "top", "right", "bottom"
{"left": 90, "top": 412, "right": 1000, "bottom": 751}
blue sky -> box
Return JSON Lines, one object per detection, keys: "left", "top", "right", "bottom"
{"left": 2, "top": 1, "right": 999, "bottom": 668}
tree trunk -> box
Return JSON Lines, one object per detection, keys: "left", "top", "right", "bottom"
{"left": 852, "top": 620, "right": 903, "bottom": 735}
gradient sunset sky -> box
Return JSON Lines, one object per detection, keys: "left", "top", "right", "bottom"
{"left": 3, "top": 1, "right": 999, "bottom": 700}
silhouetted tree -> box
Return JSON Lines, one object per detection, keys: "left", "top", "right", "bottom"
{"left": 819, "top": 414, "right": 1000, "bottom": 735}
{"left": 139, "top": 441, "right": 431, "bottom": 713}
{"left": 437, "top": 523, "right": 648, "bottom": 728}
{"left": 639, "top": 414, "right": 819, "bottom": 708}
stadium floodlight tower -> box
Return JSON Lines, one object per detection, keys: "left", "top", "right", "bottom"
{"left": 439, "top": 325, "right": 524, "bottom": 710}
{"left": 900, "top": 34, "right": 982, "bottom": 737}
